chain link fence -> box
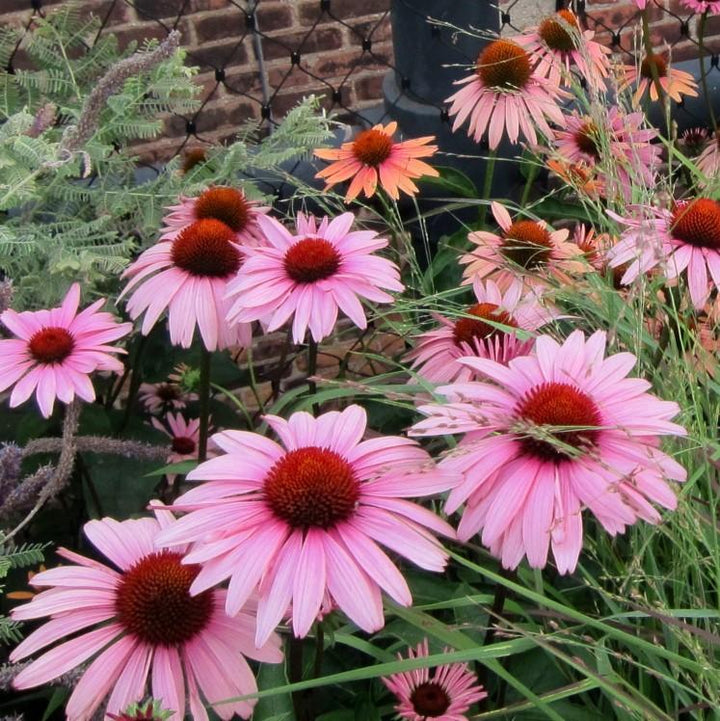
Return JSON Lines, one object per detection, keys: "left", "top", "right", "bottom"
{"left": 3, "top": 0, "right": 719, "bottom": 159}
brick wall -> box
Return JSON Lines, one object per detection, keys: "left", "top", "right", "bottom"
{"left": 2, "top": 1, "right": 720, "bottom": 162}
{"left": 1, "top": 0, "right": 394, "bottom": 161}
{"left": 583, "top": 0, "right": 720, "bottom": 60}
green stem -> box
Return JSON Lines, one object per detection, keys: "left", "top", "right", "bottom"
{"left": 477, "top": 568, "right": 514, "bottom": 710}
{"left": 313, "top": 623, "right": 325, "bottom": 678}
{"left": 640, "top": 9, "right": 665, "bottom": 106}
{"left": 289, "top": 636, "right": 308, "bottom": 721}
{"left": 307, "top": 337, "right": 319, "bottom": 416}
{"left": 118, "top": 334, "right": 148, "bottom": 433}
{"left": 520, "top": 159, "right": 539, "bottom": 207}
{"left": 698, "top": 12, "right": 717, "bottom": 132}
{"left": 198, "top": 348, "right": 212, "bottom": 462}
{"left": 479, "top": 149, "right": 498, "bottom": 228}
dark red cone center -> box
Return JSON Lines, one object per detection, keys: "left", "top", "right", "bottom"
{"left": 284, "top": 237, "right": 342, "bottom": 283}
{"left": 264, "top": 447, "right": 360, "bottom": 528}
{"left": 477, "top": 40, "right": 532, "bottom": 90}
{"left": 453, "top": 302, "right": 517, "bottom": 347}
{"left": 501, "top": 221, "right": 554, "bottom": 270}
{"left": 171, "top": 219, "right": 241, "bottom": 278}
{"left": 195, "top": 186, "right": 250, "bottom": 232}
{"left": 671, "top": 198, "right": 720, "bottom": 250}
{"left": 515, "top": 382, "right": 602, "bottom": 460}
{"left": 171, "top": 436, "right": 196, "bottom": 455}
{"left": 352, "top": 128, "right": 393, "bottom": 166}
{"left": 410, "top": 682, "right": 451, "bottom": 717}
{"left": 28, "top": 327, "right": 75, "bottom": 364}
{"left": 115, "top": 551, "right": 213, "bottom": 646}
{"left": 641, "top": 53, "right": 668, "bottom": 79}
{"left": 538, "top": 10, "right": 580, "bottom": 53}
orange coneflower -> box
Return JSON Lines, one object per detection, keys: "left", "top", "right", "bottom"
{"left": 314, "top": 121, "right": 438, "bottom": 202}
{"left": 620, "top": 52, "right": 698, "bottom": 104}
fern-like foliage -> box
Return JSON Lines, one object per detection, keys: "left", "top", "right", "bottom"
{"left": 0, "top": 538, "right": 48, "bottom": 646}
{"left": 0, "top": 5, "right": 332, "bottom": 309}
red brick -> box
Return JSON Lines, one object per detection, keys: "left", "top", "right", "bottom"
{"left": 186, "top": 38, "right": 249, "bottom": 69}
{"left": 188, "top": 0, "right": 228, "bottom": 9}
{"left": 309, "top": 42, "right": 393, "bottom": 78}
{"left": 299, "top": 0, "right": 389, "bottom": 25}
{"left": 260, "top": 27, "right": 343, "bottom": 61}
{"left": 348, "top": 16, "right": 393, "bottom": 44}
{"left": 270, "top": 86, "right": 349, "bottom": 117}
{"left": 256, "top": 3, "right": 294, "bottom": 31}
{"left": 193, "top": 11, "right": 246, "bottom": 43}
{"left": 221, "top": 69, "right": 263, "bottom": 96}
{"left": 193, "top": 98, "right": 254, "bottom": 133}
{"left": 353, "top": 73, "right": 385, "bottom": 101}
{"left": 112, "top": 23, "right": 169, "bottom": 51}
{"left": 133, "top": 0, "right": 186, "bottom": 20}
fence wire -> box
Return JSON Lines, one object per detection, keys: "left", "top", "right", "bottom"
{"left": 3, "top": 0, "right": 719, "bottom": 160}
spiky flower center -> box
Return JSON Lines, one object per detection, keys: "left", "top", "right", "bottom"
{"left": 264, "top": 447, "right": 360, "bottom": 529}
{"left": 171, "top": 219, "right": 241, "bottom": 278}
{"left": 156, "top": 383, "right": 181, "bottom": 402}
{"left": 410, "top": 682, "right": 451, "bottom": 717}
{"left": 453, "top": 302, "right": 517, "bottom": 347}
{"left": 195, "top": 187, "right": 250, "bottom": 233}
{"left": 671, "top": 198, "right": 720, "bottom": 250}
{"left": 501, "top": 221, "right": 553, "bottom": 270}
{"left": 476, "top": 39, "right": 532, "bottom": 91}
{"left": 115, "top": 551, "right": 213, "bottom": 646}
{"left": 171, "top": 436, "right": 196, "bottom": 455}
{"left": 284, "top": 237, "right": 342, "bottom": 283}
{"left": 352, "top": 128, "right": 393, "bottom": 167}
{"left": 679, "top": 127, "right": 710, "bottom": 157}
{"left": 574, "top": 121, "right": 601, "bottom": 160}
{"left": 182, "top": 147, "right": 207, "bottom": 175}
{"left": 641, "top": 53, "right": 668, "bottom": 80}
{"left": 538, "top": 10, "right": 580, "bottom": 53}
{"left": 515, "top": 382, "right": 601, "bottom": 460}
{"left": 29, "top": 327, "right": 75, "bottom": 364}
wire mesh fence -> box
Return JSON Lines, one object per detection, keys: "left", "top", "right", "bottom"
{"left": 2, "top": 0, "right": 720, "bottom": 160}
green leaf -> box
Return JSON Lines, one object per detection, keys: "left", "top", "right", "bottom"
{"left": 144, "top": 460, "right": 198, "bottom": 477}
{"left": 419, "top": 165, "right": 478, "bottom": 199}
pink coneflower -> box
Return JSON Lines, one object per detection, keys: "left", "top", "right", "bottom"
{"left": 572, "top": 223, "right": 614, "bottom": 271}
{"left": 120, "top": 219, "right": 252, "bottom": 351}
{"left": 696, "top": 131, "right": 720, "bottom": 183}
{"left": 512, "top": 10, "right": 610, "bottom": 92}
{"left": 447, "top": 38, "right": 566, "bottom": 149}
{"left": 139, "top": 381, "right": 197, "bottom": 415}
{"left": 157, "top": 405, "right": 458, "bottom": 645}
{"left": 410, "top": 330, "right": 687, "bottom": 573}
{"left": 160, "top": 186, "right": 269, "bottom": 247}
{"left": 314, "top": 122, "right": 439, "bottom": 202}
{"left": 608, "top": 198, "right": 720, "bottom": 309}
{"left": 460, "top": 202, "right": 584, "bottom": 289}
{"left": 680, "top": 0, "right": 720, "bottom": 12}
{"left": 620, "top": 53, "right": 698, "bottom": 104}
{"left": 151, "top": 413, "right": 202, "bottom": 466}
{"left": 679, "top": 126, "right": 711, "bottom": 158}
{"left": 0, "top": 284, "right": 130, "bottom": 418}
{"left": 382, "top": 639, "right": 487, "bottom": 721}
{"left": 10, "top": 509, "right": 283, "bottom": 720}
{"left": 406, "top": 278, "right": 555, "bottom": 384}
{"left": 225, "top": 212, "right": 403, "bottom": 344}
{"left": 554, "top": 108, "right": 661, "bottom": 199}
